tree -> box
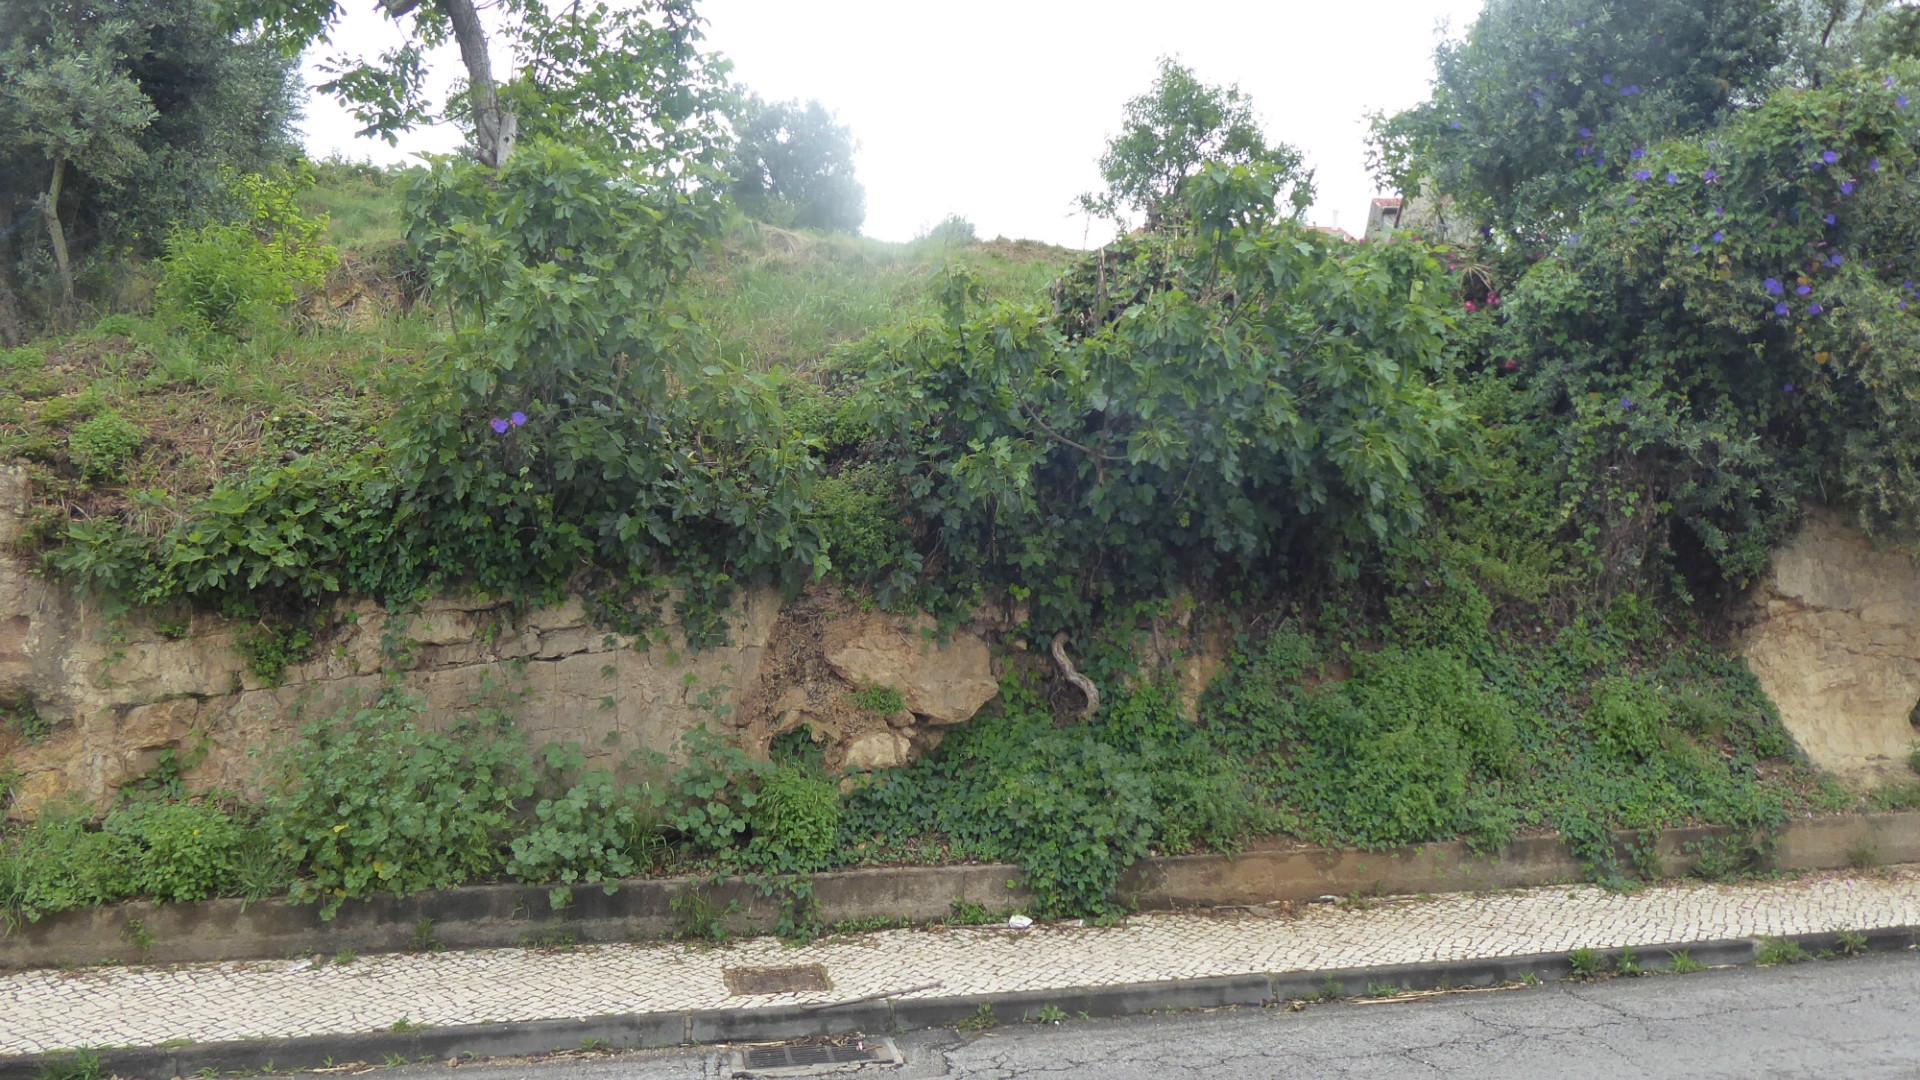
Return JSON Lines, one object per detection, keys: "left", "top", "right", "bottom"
{"left": 728, "top": 95, "right": 866, "bottom": 232}
{"left": 1080, "top": 57, "right": 1314, "bottom": 230}
{"left": 231, "top": 0, "right": 732, "bottom": 181}
{"left": 1369, "top": 0, "right": 1790, "bottom": 240}
{"left": 0, "top": 0, "right": 299, "bottom": 330}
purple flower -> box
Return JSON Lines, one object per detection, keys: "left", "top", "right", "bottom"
{"left": 1703, "top": 168, "right": 1719, "bottom": 183}
{"left": 1824, "top": 213, "right": 1837, "bottom": 226}
{"left": 1763, "top": 278, "right": 1784, "bottom": 296}
{"left": 1712, "top": 230, "right": 1725, "bottom": 243}
{"left": 1690, "top": 243, "right": 1702, "bottom": 253}
{"left": 510, "top": 411, "right": 527, "bottom": 428}
{"left": 1450, "top": 120, "right": 1463, "bottom": 130}
{"left": 1871, "top": 158, "right": 1883, "bottom": 173}
{"left": 1775, "top": 302, "right": 1791, "bottom": 316}
{"left": 1665, "top": 172, "right": 1680, "bottom": 184}
{"left": 1888, "top": 75, "right": 1898, "bottom": 89}
{"left": 1579, "top": 126, "right": 1594, "bottom": 139}
{"left": 1715, "top": 206, "right": 1726, "bottom": 218}
{"left": 1902, "top": 300, "right": 1909, "bottom": 311}
{"left": 489, "top": 418, "right": 509, "bottom": 435}
{"left": 1809, "top": 302, "right": 1824, "bottom": 316}
{"left": 1796, "top": 285, "right": 1812, "bottom": 296}
{"left": 1901, "top": 95, "right": 1910, "bottom": 109}
{"left": 1631, "top": 147, "right": 1646, "bottom": 160}
{"left": 1602, "top": 73, "right": 1615, "bottom": 86}
{"left": 1633, "top": 169, "right": 1652, "bottom": 181}
{"left": 1782, "top": 383, "right": 1795, "bottom": 394}
{"left": 1829, "top": 254, "right": 1844, "bottom": 268}
{"left": 1841, "top": 181, "right": 1856, "bottom": 196}
{"left": 1621, "top": 84, "right": 1641, "bottom": 97}
{"left": 1620, "top": 397, "right": 1634, "bottom": 411}
{"left": 1822, "top": 150, "right": 1839, "bottom": 165}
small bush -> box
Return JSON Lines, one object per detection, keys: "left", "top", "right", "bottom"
{"left": 157, "top": 171, "right": 338, "bottom": 333}
{"left": 1756, "top": 937, "right": 1810, "bottom": 966}
{"left": 751, "top": 765, "right": 842, "bottom": 870}
{"left": 265, "top": 693, "right": 536, "bottom": 917}
{"left": 0, "top": 810, "right": 138, "bottom": 925}
{"left": 508, "top": 747, "right": 665, "bottom": 906}
{"left": 104, "top": 800, "right": 244, "bottom": 903}
{"left": 919, "top": 214, "right": 976, "bottom": 245}
{"left": 1589, "top": 676, "right": 1667, "bottom": 762}
{"left": 849, "top": 683, "right": 905, "bottom": 715}
{"left": 1567, "top": 947, "right": 1608, "bottom": 979}
{"left": 67, "top": 412, "right": 143, "bottom": 482}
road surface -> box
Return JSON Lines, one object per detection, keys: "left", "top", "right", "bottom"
{"left": 373, "top": 951, "right": 1920, "bottom": 1079}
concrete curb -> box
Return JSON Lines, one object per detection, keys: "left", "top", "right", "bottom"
{"left": 3, "top": 926, "right": 1913, "bottom": 1080}
{"left": 5, "top": 812, "right": 1917, "bottom": 971}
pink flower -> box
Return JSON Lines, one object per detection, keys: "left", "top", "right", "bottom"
{"left": 1464, "top": 300, "right": 1479, "bottom": 313}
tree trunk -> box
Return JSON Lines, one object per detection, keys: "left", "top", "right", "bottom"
{"left": 438, "top": 0, "right": 516, "bottom": 168}
{"left": 42, "top": 156, "right": 75, "bottom": 310}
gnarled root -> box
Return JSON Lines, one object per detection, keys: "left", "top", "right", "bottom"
{"left": 1050, "top": 631, "right": 1100, "bottom": 720}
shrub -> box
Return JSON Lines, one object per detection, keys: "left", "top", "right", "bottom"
{"left": 265, "top": 694, "right": 537, "bottom": 917}
{"left": 0, "top": 810, "right": 137, "bottom": 925}
{"left": 1589, "top": 676, "right": 1668, "bottom": 762}
{"left": 67, "top": 411, "right": 142, "bottom": 482}
{"left": 507, "top": 747, "right": 664, "bottom": 906}
{"left": 104, "top": 800, "right": 244, "bottom": 903}
{"left": 156, "top": 171, "right": 338, "bottom": 333}
{"left": 750, "top": 765, "right": 842, "bottom": 871}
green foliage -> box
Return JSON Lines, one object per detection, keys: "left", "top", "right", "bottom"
{"left": 1567, "top": 947, "right": 1608, "bottom": 978}
{"left": 1371, "top": 0, "right": 1789, "bottom": 238}
{"left": 2, "top": 696, "right": 51, "bottom": 744}
{"left": 0, "top": 808, "right": 137, "bottom": 926}
{"left": 811, "top": 466, "right": 919, "bottom": 597}
{"left": 750, "top": 765, "right": 842, "bottom": 871}
{"left": 664, "top": 726, "right": 770, "bottom": 859}
{"left": 506, "top": 744, "right": 665, "bottom": 907}
{"left": 729, "top": 95, "right": 866, "bottom": 232}
{"left": 856, "top": 170, "right": 1460, "bottom": 629}
{"left": 156, "top": 170, "right": 339, "bottom": 333}
{"left": 265, "top": 693, "right": 537, "bottom": 917}
{"left": 30, "top": 1049, "right": 101, "bottom": 1080}
{"left": 65, "top": 409, "right": 141, "bottom": 482}
{"left": 844, "top": 678, "right": 1252, "bottom": 916}
{"left": 1080, "top": 56, "right": 1314, "bottom": 228}
{"left": 233, "top": 620, "right": 315, "bottom": 685}
{"left": 103, "top": 799, "right": 244, "bottom": 903}
{"left": 1757, "top": 936, "right": 1811, "bottom": 966}
{"left": 849, "top": 683, "right": 906, "bottom": 716}
{"left": 1667, "top": 949, "right": 1703, "bottom": 974}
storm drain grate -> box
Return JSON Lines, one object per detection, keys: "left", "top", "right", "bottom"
{"left": 745, "top": 1043, "right": 880, "bottom": 1068}
{"left": 724, "top": 963, "right": 833, "bottom": 995}
{"left": 731, "top": 1038, "right": 902, "bottom": 1077}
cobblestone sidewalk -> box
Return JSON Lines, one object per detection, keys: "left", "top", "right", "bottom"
{"left": 3, "top": 867, "right": 1917, "bottom": 1056}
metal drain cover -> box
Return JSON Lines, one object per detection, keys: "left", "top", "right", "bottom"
{"left": 730, "top": 1037, "right": 902, "bottom": 1077}
{"left": 724, "top": 963, "right": 833, "bottom": 995}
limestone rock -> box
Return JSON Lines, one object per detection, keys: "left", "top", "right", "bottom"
{"left": 822, "top": 614, "right": 998, "bottom": 726}
{"left": 1743, "top": 511, "right": 1920, "bottom": 787}
{"left": 842, "top": 730, "right": 912, "bottom": 771}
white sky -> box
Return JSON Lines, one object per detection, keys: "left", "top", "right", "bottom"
{"left": 298, "top": 0, "right": 1486, "bottom": 248}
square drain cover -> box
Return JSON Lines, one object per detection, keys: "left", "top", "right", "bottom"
{"left": 732, "top": 1038, "right": 902, "bottom": 1077}
{"left": 724, "top": 963, "right": 833, "bottom": 995}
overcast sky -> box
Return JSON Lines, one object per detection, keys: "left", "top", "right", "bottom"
{"left": 298, "top": 0, "right": 1487, "bottom": 248}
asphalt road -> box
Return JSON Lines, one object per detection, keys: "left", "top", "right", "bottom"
{"left": 380, "top": 951, "right": 1920, "bottom": 1079}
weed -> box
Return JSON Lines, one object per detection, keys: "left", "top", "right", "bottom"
{"left": 1845, "top": 841, "right": 1881, "bottom": 870}
{"left": 1033, "top": 1004, "right": 1067, "bottom": 1025}
{"left": 1365, "top": 982, "right": 1407, "bottom": 998}
{"left": 1615, "top": 947, "right": 1643, "bottom": 977}
{"left": 1315, "top": 975, "right": 1342, "bottom": 1003}
{"left": 1567, "top": 947, "right": 1608, "bottom": 980}
{"left": 388, "top": 1017, "right": 420, "bottom": 1034}
{"left": 333, "top": 950, "right": 357, "bottom": 966}
{"left": 945, "top": 899, "right": 996, "bottom": 926}
{"left": 1519, "top": 972, "right": 1541, "bottom": 987}
{"left": 1832, "top": 930, "right": 1869, "bottom": 957}
{"left": 408, "top": 918, "right": 438, "bottom": 954}
{"left": 1756, "top": 937, "right": 1809, "bottom": 966}
{"left": 121, "top": 917, "right": 154, "bottom": 956}
{"left": 669, "top": 889, "right": 734, "bottom": 944}
{"left": 849, "top": 683, "right": 906, "bottom": 716}
{"left": 32, "top": 1049, "right": 102, "bottom": 1080}
{"left": 1667, "top": 950, "right": 1703, "bottom": 974}
{"left": 957, "top": 1003, "right": 998, "bottom": 1032}
{"left": 580, "top": 1037, "right": 611, "bottom": 1052}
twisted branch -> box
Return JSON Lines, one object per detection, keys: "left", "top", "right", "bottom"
{"left": 1050, "top": 631, "right": 1100, "bottom": 720}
